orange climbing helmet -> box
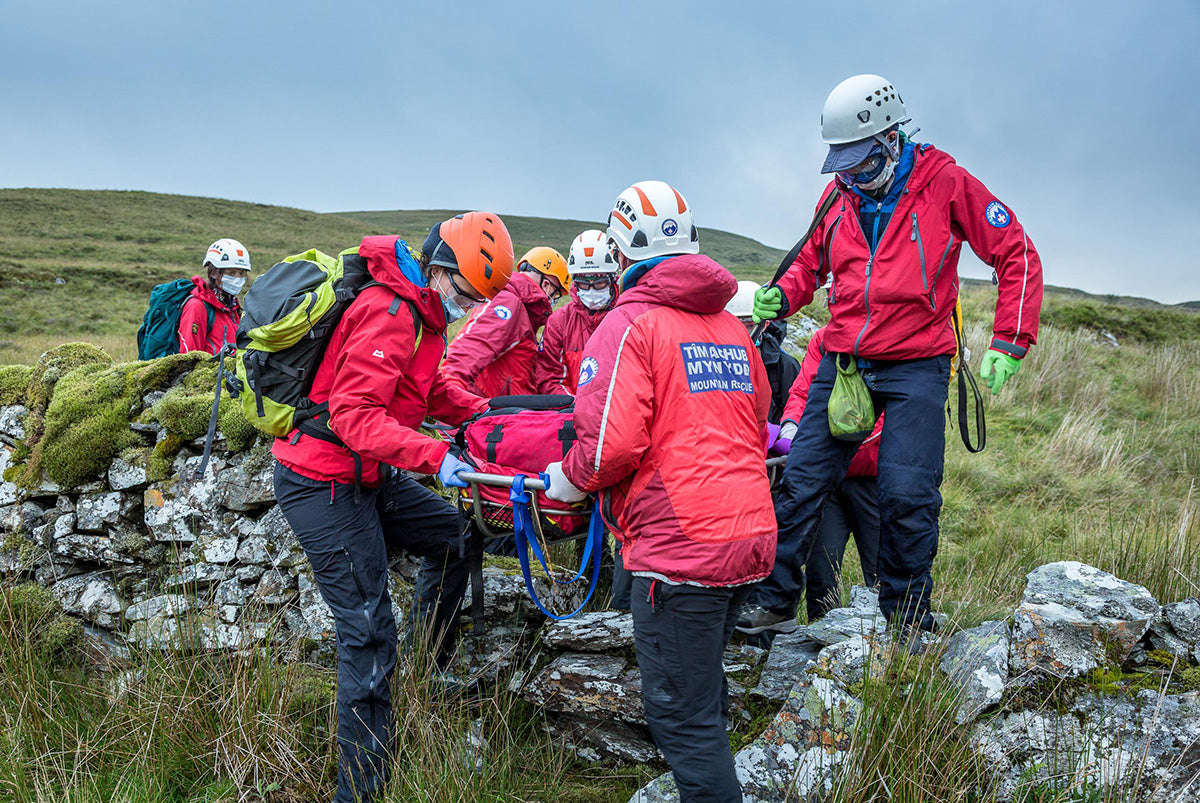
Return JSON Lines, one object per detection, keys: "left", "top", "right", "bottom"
{"left": 424, "top": 211, "right": 514, "bottom": 299}
{"left": 517, "top": 246, "right": 570, "bottom": 290}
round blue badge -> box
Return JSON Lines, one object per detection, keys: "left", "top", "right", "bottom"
{"left": 578, "top": 356, "right": 599, "bottom": 387}
{"left": 494, "top": 305, "right": 512, "bottom": 320}
{"left": 985, "top": 201, "right": 1011, "bottom": 228}
{"left": 661, "top": 218, "right": 678, "bottom": 236}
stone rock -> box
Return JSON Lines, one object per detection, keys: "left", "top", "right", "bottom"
{"left": 973, "top": 689, "right": 1200, "bottom": 802}
{"left": 214, "top": 578, "right": 251, "bottom": 607}
{"left": 940, "top": 620, "right": 1010, "bottom": 724}
{"left": 50, "top": 572, "right": 123, "bottom": 628}
{"left": 52, "top": 513, "right": 76, "bottom": 541}
{"left": 523, "top": 652, "right": 645, "bottom": 724}
{"left": 254, "top": 569, "right": 297, "bottom": 606}
{"left": 4, "top": 501, "right": 45, "bottom": 535}
{"left": 549, "top": 714, "right": 660, "bottom": 766}
{"left": 125, "top": 593, "right": 202, "bottom": 622}
{"left": 75, "top": 492, "right": 122, "bottom": 533}
{"left": 732, "top": 672, "right": 862, "bottom": 803}
{"left": 53, "top": 534, "right": 133, "bottom": 565}
{"left": 1011, "top": 562, "right": 1159, "bottom": 678}
{"left": 27, "top": 474, "right": 62, "bottom": 499}
{"left": 1148, "top": 597, "right": 1200, "bottom": 661}
{"left": 456, "top": 622, "right": 537, "bottom": 686}
{"left": 750, "top": 631, "right": 822, "bottom": 702}
{"left": 107, "top": 456, "right": 148, "bottom": 491}
{"left": 0, "top": 445, "right": 19, "bottom": 507}
{"left": 235, "top": 565, "right": 265, "bottom": 583}
{"left": 466, "top": 565, "right": 590, "bottom": 623}
{"left": 724, "top": 643, "right": 769, "bottom": 677}
{"left": 541, "top": 610, "right": 634, "bottom": 652}
{"left": 235, "top": 505, "right": 303, "bottom": 568}
{"left": 815, "top": 635, "right": 876, "bottom": 690}
{"left": 800, "top": 585, "right": 887, "bottom": 647}
{"left": 213, "top": 449, "right": 275, "bottom": 511}
{"left": 284, "top": 570, "right": 335, "bottom": 642}
{"left": 36, "top": 559, "right": 83, "bottom": 585}
{"left": 0, "top": 404, "right": 27, "bottom": 440}
{"left": 162, "top": 562, "right": 231, "bottom": 593}
{"left": 199, "top": 532, "right": 239, "bottom": 564}
{"left": 143, "top": 470, "right": 222, "bottom": 543}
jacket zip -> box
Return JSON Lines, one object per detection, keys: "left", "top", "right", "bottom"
{"left": 931, "top": 234, "right": 955, "bottom": 310}
{"left": 824, "top": 216, "right": 843, "bottom": 304}
{"left": 911, "top": 213, "right": 928, "bottom": 293}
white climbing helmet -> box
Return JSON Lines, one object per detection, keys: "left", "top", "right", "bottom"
{"left": 725, "top": 281, "right": 760, "bottom": 319}
{"left": 606, "top": 180, "right": 699, "bottom": 262}
{"left": 567, "top": 229, "right": 619, "bottom": 276}
{"left": 820, "top": 74, "right": 910, "bottom": 145}
{"left": 204, "top": 238, "right": 252, "bottom": 271}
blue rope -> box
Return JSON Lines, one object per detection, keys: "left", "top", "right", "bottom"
{"left": 511, "top": 474, "right": 603, "bottom": 621}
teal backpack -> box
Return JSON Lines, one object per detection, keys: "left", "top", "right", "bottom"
{"left": 137, "top": 278, "right": 213, "bottom": 360}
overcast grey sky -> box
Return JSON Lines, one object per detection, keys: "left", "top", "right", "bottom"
{"left": 3, "top": 1, "right": 1197, "bottom": 301}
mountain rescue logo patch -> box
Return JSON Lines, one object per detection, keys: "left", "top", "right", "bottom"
{"left": 578, "top": 356, "right": 599, "bottom": 387}
{"left": 680, "top": 342, "right": 753, "bottom": 394}
{"left": 985, "top": 201, "right": 1011, "bottom": 228}
{"left": 494, "top": 305, "right": 513, "bottom": 320}
{"left": 661, "top": 219, "right": 678, "bottom": 237}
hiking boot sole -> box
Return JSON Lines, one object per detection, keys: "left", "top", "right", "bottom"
{"left": 734, "top": 618, "right": 799, "bottom": 636}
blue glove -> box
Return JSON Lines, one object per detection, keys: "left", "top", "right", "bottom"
{"left": 437, "top": 452, "right": 472, "bottom": 488}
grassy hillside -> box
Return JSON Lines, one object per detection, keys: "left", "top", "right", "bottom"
{"left": 0, "top": 190, "right": 786, "bottom": 365}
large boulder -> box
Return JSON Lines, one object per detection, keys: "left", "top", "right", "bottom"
{"left": 541, "top": 610, "right": 635, "bottom": 652}
{"left": 973, "top": 689, "right": 1200, "bottom": 802}
{"left": 940, "top": 620, "right": 1010, "bottom": 724}
{"left": 750, "top": 631, "right": 823, "bottom": 702}
{"left": 523, "top": 652, "right": 645, "bottom": 724}
{"left": 1011, "top": 562, "right": 1159, "bottom": 678}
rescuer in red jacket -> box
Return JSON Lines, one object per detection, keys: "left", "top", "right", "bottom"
{"left": 271, "top": 213, "right": 513, "bottom": 803}
{"left": 535, "top": 229, "right": 620, "bottom": 395}
{"left": 545, "top": 181, "right": 776, "bottom": 803}
{"left": 740, "top": 74, "right": 1044, "bottom": 645}
{"left": 440, "top": 246, "right": 566, "bottom": 397}
{"left": 178, "top": 238, "right": 249, "bottom": 354}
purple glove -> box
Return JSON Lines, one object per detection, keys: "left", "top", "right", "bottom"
{"left": 769, "top": 422, "right": 797, "bottom": 456}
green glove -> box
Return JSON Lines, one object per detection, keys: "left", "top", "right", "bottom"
{"left": 752, "top": 286, "right": 784, "bottom": 323}
{"left": 979, "top": 349, "right": 1021, "bottom": 395}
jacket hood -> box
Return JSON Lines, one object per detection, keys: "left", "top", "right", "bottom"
{"left": 758, "top": 320, "right": 787, "bottom": 364}
{"left": 357, "top": 235, "right": 448, "bottom": 332}
{"left": 902, "top": 143, "right": 956, "bottom": 193}
{"left": 190, "top": 275, "right": 238, "bottom": 313}
{"left": 616, "top": 253, "right": 736, "bottom": 315}
{"left": 505, "top": 272, "right": 554, "bottom": 330}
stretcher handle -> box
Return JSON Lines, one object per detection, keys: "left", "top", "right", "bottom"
{"left": 458, "top": 471, "right": 547, "bottom": 492}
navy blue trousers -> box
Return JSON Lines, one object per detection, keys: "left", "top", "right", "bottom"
{"left": 753, "top": 351, "right": 950, "bottom": 630}
{"left": 805, "top": 475, "right": 881, "bottom": 621}
{"left": 632, "top": 577, "right": 750, "bottom": 802}
{"left": 274, "top": 463, "right": 470, "bottom": 803}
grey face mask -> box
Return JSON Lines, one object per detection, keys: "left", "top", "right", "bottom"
{"left": 442, "top": 296, "right": 467, "bottom": 322}
{"left": 220, "top": 275, "right": 246, "bottom": 296}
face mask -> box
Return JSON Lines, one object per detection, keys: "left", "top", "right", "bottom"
{"left": 442, "top": 296, "right": 467, "bottom": 322}
{"left": 857, "top": 158, "right": 896, "bottom": 192}
{"left": 577, "top": 287, "right": 612, "bottom": 310}
{"left": 221, "top": 275, "right": 246, "bottom": 295}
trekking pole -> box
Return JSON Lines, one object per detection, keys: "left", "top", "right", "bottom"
{"left": 195, "top": 343, "right": 235, "bottom": 480}
{"left": 750, "top": 191, "right": 840, "bottom": 346}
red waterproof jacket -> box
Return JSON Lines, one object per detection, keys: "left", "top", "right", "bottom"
{"left": 440, "top": 272, "right": 553, "bottom": 397}
{"left": 272, "top": 236, "right": 487, "bottom": 486}
{"left": 178, "top": 277, "right": 240, "bottom": 355}
{"left": 561, "top": 254, "right": 777, "bottom": 587}
{"left": 781, "top": 328, "right": 880, "bottom": 478}
{"left": 535, "top": 285, "right": 611, "bottom": 395}
{"left": 776, "top": 145, "right": 1043, "bottom": 360}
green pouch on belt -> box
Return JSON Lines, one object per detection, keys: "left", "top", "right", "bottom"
{"left": 828, "top": 354, "right": 875, "bottom": 442}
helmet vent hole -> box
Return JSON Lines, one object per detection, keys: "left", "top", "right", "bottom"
{"left": 886, "top": 115, "right": 892, "bottom": 121}
{"left": 876, "top": 100, "right": 882, "bottom": 106}
{"left": 482, "top": 230, "right": 495, "bottom": 243}
{"left": 480, "top": 248, "right": 492, "bottom": 262}
{"left": 631, "top": 231, "right": 648, "bottom": 248}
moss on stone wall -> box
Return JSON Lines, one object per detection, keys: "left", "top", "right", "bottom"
{"left": 9, "top": 345, "right": 260, "bottom": 490}
{"left": 0, "top": 365, "right": 34, "bottom": 406}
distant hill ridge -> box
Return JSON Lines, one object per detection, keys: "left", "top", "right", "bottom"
{"left": 0, "top": 189, "right": 1194, "bottom": 359}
